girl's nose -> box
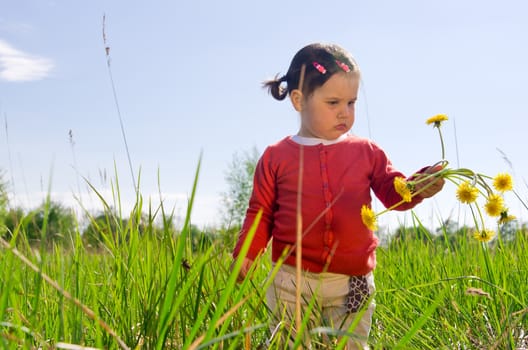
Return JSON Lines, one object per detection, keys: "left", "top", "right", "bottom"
{"left": 339, "top": 105, "right": 352, "bottom": 118}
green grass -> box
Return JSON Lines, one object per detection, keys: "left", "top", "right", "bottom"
{"left": 1, "top": 176, "right": 527, "bottom": 349}
{"left": 374, "top": 226, "right": 528, "bottom": 349}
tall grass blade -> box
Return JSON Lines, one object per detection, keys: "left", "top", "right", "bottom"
{"left": 156, "top": 154, "right": 202, "bottom": 348}
{"left": 393, "top": 289, "right": 445, "bottom": 349}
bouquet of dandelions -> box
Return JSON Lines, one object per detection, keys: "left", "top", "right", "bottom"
{"left": 360, "top": 114, "right": 516, "bottom": 243}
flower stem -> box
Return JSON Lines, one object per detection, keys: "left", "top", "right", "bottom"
{"left": 437, "top": 127, "right": 446, "bottom": 160}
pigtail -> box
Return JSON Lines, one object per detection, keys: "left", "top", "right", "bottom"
{"left": 263, "top": 75, "right": 288, "bottom": 101}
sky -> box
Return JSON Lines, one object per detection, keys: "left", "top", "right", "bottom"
{"left": 1, "top": 0, "right": 527, "bottom": 231}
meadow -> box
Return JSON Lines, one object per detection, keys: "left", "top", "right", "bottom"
{"left": 1, "top": 169, "right": 527, "bottom": 350}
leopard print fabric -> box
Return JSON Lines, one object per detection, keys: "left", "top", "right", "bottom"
{"left": 345, "top": 275, "right": 370, "bottom": 313}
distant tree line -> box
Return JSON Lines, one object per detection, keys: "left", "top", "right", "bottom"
{"left": 0, "top": 171, "right": 217, "bottom": 251}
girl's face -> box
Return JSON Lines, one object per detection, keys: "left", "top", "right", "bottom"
{"left": 292, "top": 72, "right": 359, "bottom": 140}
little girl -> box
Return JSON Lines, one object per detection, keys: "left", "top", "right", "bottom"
{"left": 232, "top": 43, "right": 444, "bottom": 349}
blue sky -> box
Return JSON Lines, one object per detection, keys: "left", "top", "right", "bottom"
{"left": 1, "top": 0, "right": 527, "bottom": 230}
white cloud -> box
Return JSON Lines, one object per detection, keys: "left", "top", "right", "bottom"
{"left": 0, "top": 39, "right": 54, "bottom": 82}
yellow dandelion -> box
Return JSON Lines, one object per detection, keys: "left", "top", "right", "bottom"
{"left": 493, "top": 173, "right": 513, "bottom": 192}
{"left": 425, "top": 114, "right": 449, "bottom": 128}
{"left": 473, "top": 229, "right": 496, "bottom": 243}
{"left": 484, "top": 193, "right": 504, "bottom": 217}
{"left": 456, "top": 181, "right": 479, "bottom": 204}
{"left": 361, "top": 204, "right": 378, "bottom": 231}
{"left": 394, "top": 177, "right": 412, "bottom": 202}
{"left": 498, "top": 210, "right": 516, "bottom": 225}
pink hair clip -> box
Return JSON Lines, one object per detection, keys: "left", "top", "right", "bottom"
{"left": 335, "top": 60, "right": 351, "bottom": 72}
{"left": 312, "top": 61, "right": 327, "bottom": 74}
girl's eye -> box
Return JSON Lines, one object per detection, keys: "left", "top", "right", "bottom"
{"left": 328, "top": 101, "right": 339, "bottom": 105}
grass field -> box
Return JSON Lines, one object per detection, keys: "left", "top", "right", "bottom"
{"left": 1, "top": 180, "right": 527, "bottom": 350}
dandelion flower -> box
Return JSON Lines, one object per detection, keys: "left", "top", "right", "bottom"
{"left": 456, "top": 181, "right": 479, "bottom": 204}
{"left": 498, "top": 210, "right": 516, "bottom": 225}
{"left": 473, "top": 229, "right": 496, "bottom": 243}
{"left": 394, "top": 177, "right": 412, "bottom": 202}
{"left": 361, "top": 205, "right": 378, "bottom": 231}
{"left": 484, "top": 193, "right": 504, "bottom": 217}
{"left": 493, "top": 173, "right": 513, "bottom": 192}
{"left": 426, "top": 114, "right": 448, "bottom": 128}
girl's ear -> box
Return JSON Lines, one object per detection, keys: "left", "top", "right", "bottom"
{"left": 289, "top": 89, "right": 303, "bottom": 112}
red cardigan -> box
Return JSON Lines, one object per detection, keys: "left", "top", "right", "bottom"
{"left": 233, "top": 135, "right": 424, "bottom": 276}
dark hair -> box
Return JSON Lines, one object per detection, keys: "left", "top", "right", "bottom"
{"left": 263, "top": 43, "right": 359, "bottom": 101}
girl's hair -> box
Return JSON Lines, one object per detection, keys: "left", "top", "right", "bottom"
{"left": 263, "top": 43, "right": 360, "bottom": 101}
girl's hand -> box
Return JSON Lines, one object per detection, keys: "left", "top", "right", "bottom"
{"left": 232, "top": 257, "right": 254, "bottom": 283}
{"left": 414, "top": 164, "right": 445, "bottom": 198}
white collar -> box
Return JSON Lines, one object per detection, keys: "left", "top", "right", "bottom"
{"left": 291, "top": 133, "right": 348, "bottom": 146}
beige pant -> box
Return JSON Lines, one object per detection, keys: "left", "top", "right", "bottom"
{"left": 266, "top": 264, "right": 375, "bottom": 349}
